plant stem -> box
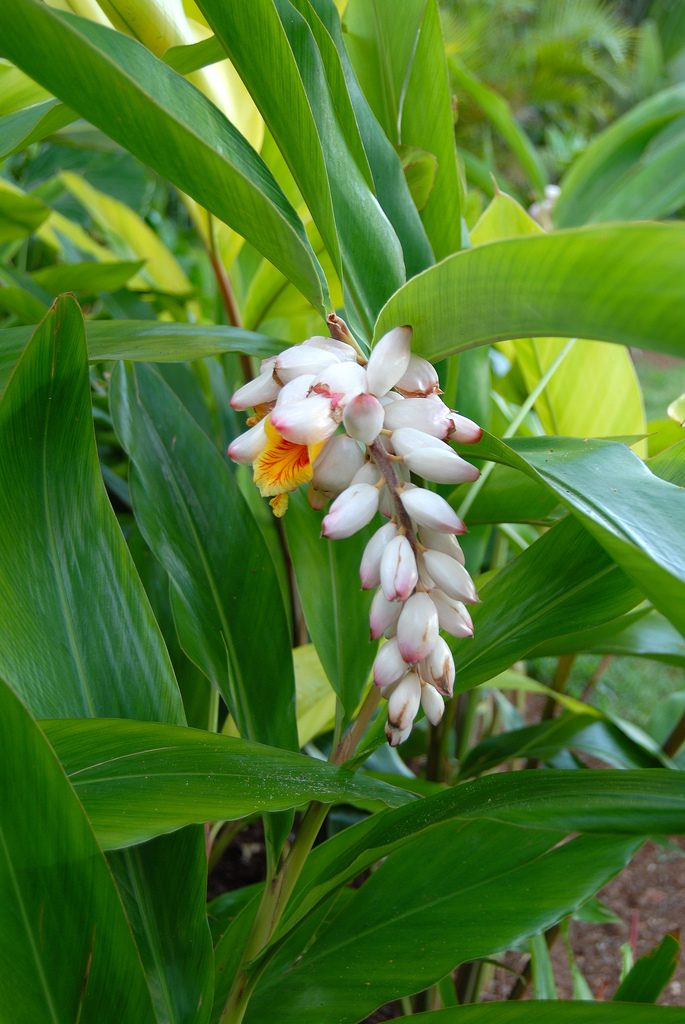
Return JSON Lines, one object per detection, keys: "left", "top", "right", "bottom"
{"left": 663, "top": 707, "right": 685, "bottom": 758}
{"left": 335, "top": 685, "right": 381, "bottom": 765}
{"left": 507, "top": 924, "right": 560, "bottom": 999}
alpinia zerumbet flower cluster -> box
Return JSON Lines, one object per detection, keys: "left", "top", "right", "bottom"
{"left": 228, "top": 318, "right": 482, "bottom": 745}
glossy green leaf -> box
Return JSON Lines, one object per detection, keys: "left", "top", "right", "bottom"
{"left": 455, "top": 433, "right": 685, "bottom": 635}
{"left": 451, "top": 515, "right": 642, "bottom": 693}
{"left": 0, "top": 97, "right": 76, "bottom": 158}
{"left": 32, "top": 260, "right": 145, "bottom": 295}
{"left": 374, "top": 223, "right": 685, "bottom": 362}
{"left": 649, "top": 438, "right": 685, "bottom": 485}
{"left": 0, "top": 298, "right": 212, "bottom": 1024}
{"left": 42, "top": 717, "right": 413, "bottom": 849}
{"left": 614, "top": 932, "right": 680, "bottom": 1004}
{"left": 0, "top": 0, "right": 328, "bottom": 314}
{"left": 0, "top": 57, "right": 51, "bottom": 115}
{"left": 531, "top": 610, "right": 685, "bottom": 666}
{"left": 462, "top": 463, "right": 561, "bottom": 525}
{"left": 248, "top": 823, "right": 639, "bottom": 1023}
{"left": 395, "top": 144, "right": 437, "bottom": 211}
{"left": 555, "top": 85, "right": 685, "bottom": 227}
{"left": 285, "top": 489, "right": 377, "bottom": 722}
{"left": 111, "top": 360, "right": 299, "bottom": 752}
{"left": 162, "top": 34, "right": 225, "bottom": 75}
{"left": 0, "top": 679, "right": 157, "bottom": 1024}
{"left": 211, "top": 892, "right": 261, "bottom": 1021}
{"left": 408, "top": 1006, "right": 685, "bottom": 1022}
{"left": 0, "top": 283, "right": 47, "bottom": 322}
{"left": 400, "top": 0, "right": 462, "bottom": 259}
{"left": 0, "top": 182, "right": 50, "bottom": 242}
{"left": 303, "top": 0, "right": 434, "bottom": 278}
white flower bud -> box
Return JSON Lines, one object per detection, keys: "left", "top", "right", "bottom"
{"left": 384, "top": 618, "right": 398, "bottom": 639}
{"left": 230, "top": 369, "right": 281, "bottom": 410}
{"left": 422, "top": 550, "right": 479, "bottom": 604}
{"left": 360, "top": 522, "right": 398, "bottom": 589}
{"left": 448, "top": 412, "right": 483, "bottom": 444}
{"left": 380, "top": 534, "right": 418, "bottom": 602}
{"left": 420, "top": 680, "right": 445, "bottom": 725}
{"left": 369, "top": 587, "right": 402, "bottom": 639}
{"left": 275, "top": 345, "right": 341, "bottom": 384}
{"left": 312, "top": 434, "right": 365, "bottom": 494}
{"left": 275, "top": 373, "right": 315, "bottom": 407}
{"left": 389, "top": 427, "right": 452, "bottom": 457}
{"left": 419, "top": 527, "right": 465, "bottom": 565}
{"left": 321, "top": 482, "right": 379, "bottom": 539}
{"left": 421, "top": 636, "right": 455, "bottom": 696}
{"left": 366, "top": 326, "right": 412, "bottom": 397}
{"left": 429, "top": 589, "right": 474, "bottom": 638}
{"left": 227, "top": 417, "right": 267, "bottom": 464}
{"left": 343, "top": 393, "right": 385, "bottom": 444}
{"left": 382, "top": 396, "right": 454, "bottom": 438}
{"left": 394, "top": 354, "right": 441, "bottom": 397}
{"left": 397, "top": 591, "right": 439, "bottom": 663}
{"left": 270, "top": 394, "right": 338, "bottom": 445}
{"left": 400, "top": 488, "right": 465, "bottom": 534}
{"left": 303, "top": 335, "right": 358, "bottom": 361}
{"left": 351, "top": 462, "right": 382, "bottom": 486}
{"left": 311, "top": 361, "right": 368, "bottom": 407}
{"left": 387, "top": 669, "right": 421, "bottom": 731}
{"left": 385, "top": 721, "right": 413, "bottom": 747}
{"left": 403, "top": 448, "right": 480, "bottom": 484}
{"left": 373, "top": 637, "right": 411, "bottom": 688}
{"left": 259, "top": 354, "right": 278, "bottom": 374}
{"left": 307, "top": 482, "right": 330, "bottom": 510}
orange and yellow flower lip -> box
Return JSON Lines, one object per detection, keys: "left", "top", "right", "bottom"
{"left": 251, "top": 417, "right": 325, "bottom": 516}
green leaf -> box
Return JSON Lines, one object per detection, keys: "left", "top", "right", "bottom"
{"left": 32, "top": 260, "right": 145, "bottom": 295}
{"left": 454, "top": 433, "right": 685, "bottom": 636}
{"left": 302, "top": 0, "right": 434, "bottom": 278}
{"left": 405, "top": 1005, "right": 685, "bottom": 1022}
{"left": 161, "top": 34, "right": 226, "bottom": 76}
{"left": 451, "top": 515, "right": 642, "bottom": 693}
{"left": 0, "top": 0, "right": 328, "bottom": 314}
{"left": 0, "top": 97, "right": 76, "bottom": 158}
{"left": 0, "top": 298, "right": 212, "bottom": 1024}
{"left": 556, "top": 85, "right": 685, "bottom": 227}
{"left": 400, "top": 0, "right": 463, "bottom": 259}
{"left": 196, "top": 0, "right": 405, "bottom": 336}
{"left": 0, "top": 320, "right": 286, "bottom": 402}
{"left": 530, "top": 610, "right": 685, "bottom": 667}
{"left": 211, "top": 892, "right": 261, "bottom": 1022}
{"left": 395, "top": 144, "right": 438, "bottom": 212}
{"left": 248, "top": 823, "right": 639, "bottom": 1023}
{"left": 374, "top": 223, "right": 685, "bottom": 362}
{"left": 0, "top": 679, "right": 157, "bottom": 1024}
{"left": 110, "top": 360, "right": 299, "bottom": 752}
{"left": 42, "top": 717, "right": 413, "bottom": 849}
{"left": 0, "top": 181, "right": 50, "bottom": 241}
{"left": 285, "top": 490, "right": 377, "bottom": 723}
{"left": 0, "top": 283, "right": 48, "bottom": 322}
{"left": 614, "top": 932, "right": 680, "bottom": 1003}
{"left": 462, "top": 463, "right": 561, "bottom": 525}
{"left": 530, "top": 933, "right": 558, "bottom": 1000}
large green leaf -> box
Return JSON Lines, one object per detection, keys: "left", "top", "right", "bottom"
{"left": 614, "top": 932, "right": 680, "bottom": 1004}
{"left": 31, "top": 260, "right": 145, "bottom": 296}
{"left": 248, "top": 823, "right": 639, "bottom": 1024}
{"left": 454, "top": 433, "right": 685, "bottom": 636}
{"left": 555, "top": 84, "right": 685, "bottom": 227}
{"left": 0, "top": 97, "right": 76, "bottom": 158}
{"left": 0, "top": 679, "right": 157, "bottom": 1024}
{"left": 0, "top": 298, "right": 212, "bottom": 1024}
{"left": 42, "top": 717, "right": 414, "bottom": 849}
{"left": 0, "top": 0, "right": 328, "bottom": 313}
{"left": 408, "top": 1006, "right": 685, "bottom": 1022}
{"left": 374, "top": 223, "right": 685, "bottom": 361}
{"left": 197, "top": 0, "right": 405, "bottom": 337}
{"left": 529, "top": 609, "right": 685, "bottom": 666}
{"left": 400, "top": 0, "right": 462, "bottom": 259}
{"left": 110, "top": 360, "right": 299, "bottom": 752}
{"left": 0, "top": 181, "right": 50, "bottom": 242}
{"left": 451, "top": 515, "right": 642, "bottom": 693}
{"left": 285, "top": 490, "right": 377, "bottom": 723}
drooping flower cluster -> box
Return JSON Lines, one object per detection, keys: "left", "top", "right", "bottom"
{"left": 228, "top": 320, "right": 482, "bottom": 745}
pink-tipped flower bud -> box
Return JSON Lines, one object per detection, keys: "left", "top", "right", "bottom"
{"left": 275, "top": 373, "right": 315, "bottom": 407}
{"left": 230, "top": 369, "right": 281, "bottom": 410}
{"left": 360, "top": 522, "right": 398, "bottom": 589}
{"left": 373, "top": 637, "right": 411, "bottom": 688}
{"left": 275, "top": 345, "right": 341, "bottom": 383}
{"left": 270, "top": 394, "right": 338, "bottom": 445}
{"left": 380, "top": 534, "right": 418, "bottom": 602}
{"left": 351, "top": 462, "right": 382, "bottom": 486}
{"left": 397, "top": 591, "right": 439, "bottom": 663}
{"left": 227, "top": 417, "right": 267, "bottom": 464}
{"left": 389, "top": 427, "right": 451, "bottom": 457}
{"left": 366, "top": 326, "right": 412, "bottom": 397}
{"left": 403, "top": 448, "right": 480, "bottom": 485}
{"left": 386, "top": 669, "right": 421, "bottom": 731}
{"left": 303, "top": 335, "right": 358, "bottom": 361}
{"left": 448, "top": 412, "right": 483, "bottom": 444}
{"left": 385, "top": 721, "right": 413, "bottom": 747}
{"left": 429, "top": 589, "right": 474, "bottom": 638}
{"left": 422, "top": 550, "right": 479, "bottom": 604}
{"left": 312, "top": 434, "right": 365, "bottom": 495}
{"left": 321, "top": 482, "right": 380, "bottom": 539}
{"left": 369, "top": 587, "right": 402, "bottom": 639}
{"left": 420, "top": 680, "right": 445, "bottom": 726}
{"left": 419, "top": 527, "right": 465, "bottom": 565}
{"left": 394, "top": 354, "right": 441, "bottom": 397}
{"left": 343, "top": 393, "right": 385, "bottom": 444}
{"left": 400, "top": 488, "right": 466, "bottom": 534}
{"left": 382, "top": 396, "right": 454, "bottom": 438}
{"left": 311, "top": 361, "right": 368, "bottom": 408}
{"left": 421, "top": 636, "right": 456, "bottom": 696}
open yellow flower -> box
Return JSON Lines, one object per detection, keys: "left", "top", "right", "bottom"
{"left": 252, "top": 416, "right": 324, "bottom": 517}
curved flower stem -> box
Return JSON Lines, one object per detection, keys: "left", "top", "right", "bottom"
{"left": 367, "top": 438, "right": 418, "bottom": 551}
